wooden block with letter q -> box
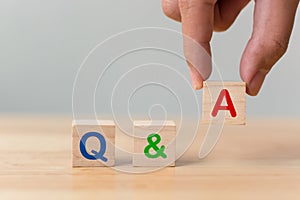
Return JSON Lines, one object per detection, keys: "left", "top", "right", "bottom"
{"left": 72, "top": 120, "right": 115, "bottom": 167}
{"left": 202, "top": 81, "right": 246, "bottom": 125}
{"left": 133, "top": 120, "right": 176, "bottom": 167}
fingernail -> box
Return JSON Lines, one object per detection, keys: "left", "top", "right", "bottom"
{"left": 248, "top": 71, "right": 266, "bottom": 96}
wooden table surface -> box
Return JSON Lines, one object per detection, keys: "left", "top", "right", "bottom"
{"left": 0, "top": 116, "right": 300, "bottom": 200}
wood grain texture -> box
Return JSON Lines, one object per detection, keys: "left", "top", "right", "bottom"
{"left": 72, "top": 120, "right": 115, "bottom": 167}
{"left": 202, "top": 81, "right": 246, "bottom": 125}
{"left": 133, "top": 121, "right": 176, "bottom": 167}
{"left": 0, "top": 116, "right": 300, "bottom": 200}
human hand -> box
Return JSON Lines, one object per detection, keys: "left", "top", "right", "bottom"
{"left": 162, "top": 0, "right": 299, "bottom": 95}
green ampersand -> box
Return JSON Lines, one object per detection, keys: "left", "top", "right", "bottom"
{"left": 144, "top": 133, "right": 167, "bottom": 159}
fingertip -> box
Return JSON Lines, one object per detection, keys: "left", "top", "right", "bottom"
{"left": 246, "top": 85, "right": 259, "bottom": 96}
{"left": 189, "top": 65, "right": 204, "bottom": 90}
{"left": 246, "top": 71, "right": 266, "bottom": 96}
{"left": 193, "top": 82, "right": 203, "bottom": 90}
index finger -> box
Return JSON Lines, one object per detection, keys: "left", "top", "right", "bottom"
{"left": 179, "top": 0, "right": 216, "bottom": 89}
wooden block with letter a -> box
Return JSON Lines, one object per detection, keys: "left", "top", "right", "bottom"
{"left": 133, "top": 120, "right": 176, "bottom": 167}
{"left": 72, "top": 120, "right": 115, "bottom": 167}
{"left": 202, "top": 81, "right": 246, "bottom": 125}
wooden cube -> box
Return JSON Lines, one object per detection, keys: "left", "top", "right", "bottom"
{"left": 72, "top": 120, "right": 115, "bottom": 167}
{"left": 202, "top": 81, "right": 246, "bottom": 125}
{"left": 133, "top": 121, "right": 176, "bottom": 167}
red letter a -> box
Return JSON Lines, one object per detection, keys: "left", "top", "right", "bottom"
{"left": 211, "top": 89, "right": 237, "bottom": 117}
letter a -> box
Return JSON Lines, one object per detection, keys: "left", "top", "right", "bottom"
{"left": 211, "top": 89, "right": 237, "bottom": 117}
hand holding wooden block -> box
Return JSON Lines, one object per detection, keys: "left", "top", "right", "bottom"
{"left": 133, "top": 121, "right": 176, "bottom": 167}
{"left": 72, "top": 120, "right": 115, "bottom": 167}
{"left": 202, "top": 82, "right": 246, "bottom": 125}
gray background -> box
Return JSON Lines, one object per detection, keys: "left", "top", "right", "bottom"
{"left": 0, "top": 0, "right": 299, "bottom": 116}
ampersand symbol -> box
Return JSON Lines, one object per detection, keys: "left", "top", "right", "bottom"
{"left": 144, "top": 133, "right": 167, "bottom": 159}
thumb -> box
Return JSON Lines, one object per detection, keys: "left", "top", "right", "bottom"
{"left": 240, "top": 0, "right": 299, "bottom": 96}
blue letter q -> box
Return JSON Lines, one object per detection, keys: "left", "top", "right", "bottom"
{"left": 79, "top": 132, "right": 108, "bottom": 162}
